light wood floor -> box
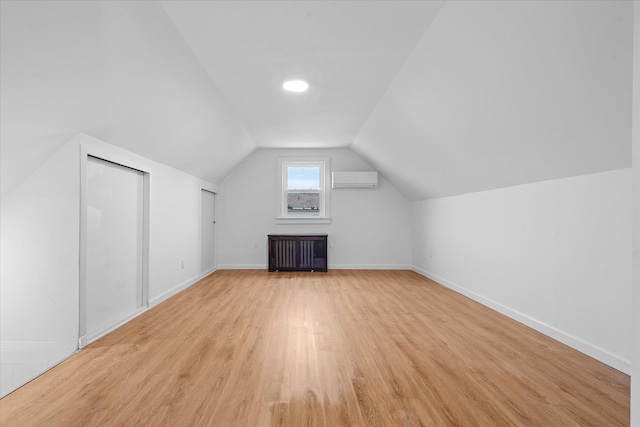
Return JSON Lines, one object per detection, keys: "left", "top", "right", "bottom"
{"left": 0, "top": 270, "right": 629, "bottom": 426}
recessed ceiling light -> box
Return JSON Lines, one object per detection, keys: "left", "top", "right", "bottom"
{"left": 283, "top": 80, "right": 309, "bottom": 93}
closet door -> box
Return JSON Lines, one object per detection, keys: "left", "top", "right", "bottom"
{"left": 86, "top": 156, "right": 144, "bottom": 339}
{"left": 200, "top": 189, "right": 216, "bottom": 274}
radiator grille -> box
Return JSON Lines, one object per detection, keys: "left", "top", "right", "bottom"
{"left": 268, "top": 235, "right": 327, "bottom": 272}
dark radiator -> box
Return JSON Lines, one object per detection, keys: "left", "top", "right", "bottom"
{"left": 268, "top": 234, "right": 328, "bottom": 272}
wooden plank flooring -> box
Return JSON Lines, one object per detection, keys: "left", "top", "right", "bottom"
{"left": 0, "top": 270, "right": 630, "bottom": 426}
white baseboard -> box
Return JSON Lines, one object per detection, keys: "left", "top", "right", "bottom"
{"left": 1, "top": 341, "right": 77, "bottom": 398}
{"left": 330, "top": 264, "right": 411, "bottom": 270}
{"left": 411, "top": 266, "right": 631, "bottom": 374}
{"left": 217, "top": 264, "right": 411, "bottom": 270}
{"left": 148, "top": 268, "right": 217, "bottom": 308}
{"left": 217, "top": 264, "right": 266, "bottom": 270}
{"left": 78, "top": 269, "right": 218, "bottom": 349}
{"left": 79, "top": 307, "right": 148, "bottom": 348}
{"left": 3, "top": 270, "right": 221, "bottom": 398}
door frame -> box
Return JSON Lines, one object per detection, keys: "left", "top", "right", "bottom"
{"left": 78, "top": 145, "right": 151, "bottom": 349}
{"left": 199, "top": 188, "right": 217, "bottom": 275}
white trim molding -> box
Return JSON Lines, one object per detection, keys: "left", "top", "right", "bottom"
{"left": 217, "top": 264, "right": 267, "bottom": 270}
{"left": 149, "top": 269, "right": 217, "bottom": 308}
{"left": 276, "top": 156, "right": 331, "bottom": 224}
{"left": 275, "top": 217, "right": 331, "bottom": 225}
{"left": 217, "top": 264, "right": 411, "bottom": 271}
{"left": 411, "top": 266, "right": 631, "bottom": 374}
{"left": 330, "top": 264, "right": 411, "bottom": 270}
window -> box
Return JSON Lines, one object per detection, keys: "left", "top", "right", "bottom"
{"left": 286, "top": 165, "right": 320, "bottom": 215}
{"left": 276, "top": 157, "right": 331, "bottom": 224}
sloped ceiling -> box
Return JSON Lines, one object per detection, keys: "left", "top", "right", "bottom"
{"left": 353, "top": 0, "right": 633, "bottom": 200}
{"left": 0, "top": 1, "right": 255, "bottom": 198}
{"left": 159, "top": 0, "right": 444, "bottom": 148}
{"left": 1, "top": 1, "right": 633, "bottom": 201}
{"left": 160, "top": 0, "right": 634, "bottom": 200}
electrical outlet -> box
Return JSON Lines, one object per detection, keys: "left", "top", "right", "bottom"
{"left": 181, "top": 260, "right": 185, "bottom": 269}
{"left": 252, "top": 241, "right": 258, "bottom": 248}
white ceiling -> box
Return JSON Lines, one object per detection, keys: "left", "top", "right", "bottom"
{"left": 159, "top": 1, "right": 445, "bottom": 148}
{"left": 1, "top": 1, "right": 633, "bottom": 200}
{"left": 0, "top": 1, "right": 256, "bottom": 198}
{"left": 354, "top": 0, "right": 633, "bottom": 200}
{"left": 161, "top": 0, "right": 633, "bottom": 199}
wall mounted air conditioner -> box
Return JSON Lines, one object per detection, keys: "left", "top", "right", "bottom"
{"left": 331, "top": 171, "right": 378, "bottom": 189}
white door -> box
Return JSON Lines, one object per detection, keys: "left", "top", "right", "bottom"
{"left": 201, "top": 189, "right": 216, "bottom": 273}
{"left": 86, "top": 156, "right": 144, "bottom": 339}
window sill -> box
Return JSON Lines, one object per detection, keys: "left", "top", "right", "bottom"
{"left": 275, "top": 217, "right": 332, "bottom": 225}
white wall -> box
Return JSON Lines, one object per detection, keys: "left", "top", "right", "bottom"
{"left": 0, "top": 141, "right": 79, "bottom": 397}
{"left": 631, "top": 2, "right": 640, "bottom": 425}
{"left": 148, "top": 164, "right": 210, "bottom": 304}
{"left": 217, "top": 148, "right": 411, "bottom": 269}
{"left": 0, "top": 133, "right": 217, "bottom": 397}
{"left": 412, "top": 169, "right": 633, "bottom": 373}
{"left": 77, "top": 134, "right": 217, "bottom": 306}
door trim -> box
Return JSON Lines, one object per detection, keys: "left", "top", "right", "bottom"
{"left": 78, "top": 148, "right": 150, "bottom": 349}
{"left": 200, "top": 189, "right": 217, "bottom": 275}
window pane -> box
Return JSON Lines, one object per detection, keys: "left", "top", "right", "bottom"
{"left": 287, "top": 192, "right": 320, "bottom": 215}
{"left": 287, "top": 166, "right": 320, "bottom": 190}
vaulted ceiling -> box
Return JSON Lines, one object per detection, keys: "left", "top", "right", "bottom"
{"left": 159, "top": 0, "right": 444, "bottom": 149}
{"left": 0, "top": 1, "right": 633, "bottom": 200}
{"left": 354, "top": 0, "right": 633, "bottom": 199}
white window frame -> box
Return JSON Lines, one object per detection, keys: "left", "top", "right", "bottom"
{"left": 276, "top": 157, "right": 331, "bottom": 225}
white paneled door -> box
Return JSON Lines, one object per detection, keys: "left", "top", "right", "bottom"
{"left": 201, "top": 189, "right": 216, "bottom": 274}
{"left": 86, "top": 156, "right": 144, "bottom": 340}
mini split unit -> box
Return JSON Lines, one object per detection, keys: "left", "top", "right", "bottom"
{"left": 331, "top": 171, "right": 378, "bottom": 189}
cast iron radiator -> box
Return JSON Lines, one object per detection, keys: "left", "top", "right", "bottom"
{"left": 267, "top": 234, "right": 328, "bottom": 272}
